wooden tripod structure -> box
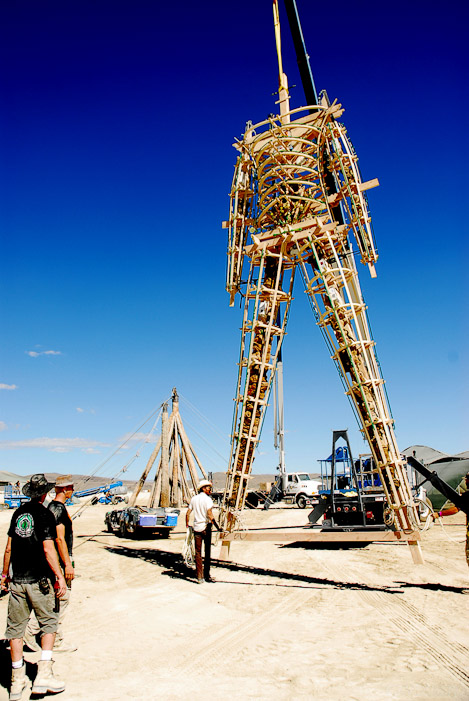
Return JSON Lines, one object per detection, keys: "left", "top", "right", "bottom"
{"left": 220, "top": 1, "right": 423, "bottom": 561}
{"left": 129, "top": 388, "right": 207, "bottom": 508}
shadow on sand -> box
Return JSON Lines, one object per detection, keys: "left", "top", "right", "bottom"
{"left": 103, "top": 544, "right": 406, "bottom": 594}
{"left": 0, "top": 640, "right": 39, "bottom": 696}
{"left": 393, "top": 580, "right": 469, "bottom": 594}
{"left": 280, "top": 541, "right": 370, "bottom": 550}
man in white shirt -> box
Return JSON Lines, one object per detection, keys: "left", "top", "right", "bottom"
{"left": 186, "top": 480, "right": 222, "bottom": 584}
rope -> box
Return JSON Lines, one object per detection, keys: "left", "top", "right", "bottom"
{"left": 73, "top": 530, "right": 104, "bottom": 550}
{"left": 215, "top": 509, "right": 247, "bottom": 545}
{"left": 411, "top": 497, "right": 435, "bottom": 532}
{"left": 434, "top": 515, "right": 466, "bottom": 544}
{"left": 182, "top": 527, "right": 195, "bottom": 567}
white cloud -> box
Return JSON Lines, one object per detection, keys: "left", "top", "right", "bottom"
{"left": 113, "top": 431, "right": 157, "bottom": 454}
{"left": 0, "top": 384, "right": 18, "bottom": 390}
{"left": 76, "top": 407, "right": 84, "bottom": 413}
{"left": 26, "top": 350, "right": 62, "bottom": 358}
{"left": 83, "top": 448, "right": 101, "bottom": 454}
{"left": 0, "top": 421, "right": 7, "bottom": 431}
{"left": 0, "top": 437, "right": 111, "bottom": 453}
{"left": 117, "top": 431, "right": 155, "bottom": 449}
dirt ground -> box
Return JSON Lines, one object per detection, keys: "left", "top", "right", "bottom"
{"left": 0, "top": 503, "right": 468, "bottom": 701}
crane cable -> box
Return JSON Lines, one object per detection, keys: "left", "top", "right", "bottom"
{"left": 179, "top": 393, "right": 230, "bottom": 445}
{"left": 71, "top": 402, "right": 168, "bottom": 521}
{"left": 73, "top": 401, "right": 168, "bottom": 490}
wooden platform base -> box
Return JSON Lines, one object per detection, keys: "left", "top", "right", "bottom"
{"left": 218, "top": 528, "right": 423, "bottom": 564}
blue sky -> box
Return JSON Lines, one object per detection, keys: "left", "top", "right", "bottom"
{"left": 1, "top": 0, "right": 467, "bottom": 480}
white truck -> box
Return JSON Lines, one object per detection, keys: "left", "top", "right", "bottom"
{"left": 282, "top": 472, "right": 322, "bottom": 508}
{"left": 251, "top": 472, "right": 322, "bottom": 509}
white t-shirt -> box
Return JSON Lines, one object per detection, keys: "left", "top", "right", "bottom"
{"left": 189, "top": 492, "right": 214, "bottom": 532}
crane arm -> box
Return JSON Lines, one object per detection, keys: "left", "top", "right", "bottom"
{"left": 72, "top": 481, "right": 123, "bottom": 499}
{"left": 406, "top": 456, "right": 469, "bottom": 516}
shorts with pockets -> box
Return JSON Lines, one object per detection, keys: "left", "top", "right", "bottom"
{"left": 4, "top": 581, "right": 58, "bottom": 639}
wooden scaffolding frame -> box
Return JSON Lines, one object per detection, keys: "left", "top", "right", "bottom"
{"left": 220, "top": 3, "right": 423, "bottom": 562}
{"left": 129, "top": 388, "right": 207, "bottom": 508}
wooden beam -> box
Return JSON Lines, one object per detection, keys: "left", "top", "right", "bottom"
{"left": 176, "top": 413, "right": 207, "bottom": 481}
{"left": 149, "top": 463, "right": 162, "bottom": 508}
{"left": 189, "top": 443, "right": 208, "bottom": 481}
{"left": 408, "top": 540, "right": 424, "bottom": 565}
{"left": 359, "top": 178, "right": 379, "bottom": 192}
{"left": 218, "top": 531, "right": 423, "bottom": 564}
{"left": 245, "top": 220, "right": 337, "bottom": 256}
{"left": 128, "top": 435, "right": 161, "bottom": 507}
{"left": 171, "top": 430, "right": 181, "bottom": 507}
{"left": 150, "top": 411, "right": 176, "bottom": 508}
{"left": 219, "top": 540, "right": 231, "bottom": 561}
{"left": 327, "top": 192, "right": 343, "bottom": 206}
{"left": 168, "top": 438, "right": 177, "bottom": 507}
{"left": 221, "top": 529, "right": 420, "bottom": 543}
{"left": 159, "top": 402, "right": 170, "bottom": 507}
{"left": 180, "top": 454, "right": 192, "bottom": 504}
{"left": 177, "top": 416, "right": 200, "bottom": 489}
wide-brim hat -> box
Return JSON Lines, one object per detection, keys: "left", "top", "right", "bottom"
{"left": 198, "top": 479, "right": 212, "bottom": 491}
{"left": 55, "top": 474, "right": 74, "bottom": 488}
{"left": 23, "top": 474, "right": 55, "bottom": 498}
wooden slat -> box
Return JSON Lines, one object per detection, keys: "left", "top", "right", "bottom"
{"left": 359, "top": 178, "right": 379, "bottom": 192}
{"left": 245, "top": 221, "right": 337, "bottom": 256}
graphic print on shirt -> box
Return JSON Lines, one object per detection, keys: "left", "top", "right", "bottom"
{"left": 15, "top": 513, "right": 34, "bottom": 538}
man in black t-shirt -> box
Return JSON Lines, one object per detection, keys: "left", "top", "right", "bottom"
{"left": 1, "top": 474, "right": 67, "bottom": 698}
{"left": 24, "top": 474, "right": 76, "bottom": 654}
{"left": 47, "top": 474, "right": 75, "bottom": 652}
{"left": 48, "top": 475, "right": 74, "bottom": 578}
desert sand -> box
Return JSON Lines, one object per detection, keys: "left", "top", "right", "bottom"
{"left": 0, "top": 502, "right": 468, "bottom": 701}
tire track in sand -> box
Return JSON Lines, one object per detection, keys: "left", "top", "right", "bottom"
{"left": 173, "top": 583, "right": 318, "bottom": 673}
{"left": 314, "top": 552, "right": 469, "bottom": 693}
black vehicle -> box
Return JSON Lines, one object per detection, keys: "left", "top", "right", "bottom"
{"left": 105, "top": 506, "right": 179, "bottom": 538}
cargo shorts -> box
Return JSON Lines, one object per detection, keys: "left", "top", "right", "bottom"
{"left": 4, "top": 581, "right": 59, "bottom": 639}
